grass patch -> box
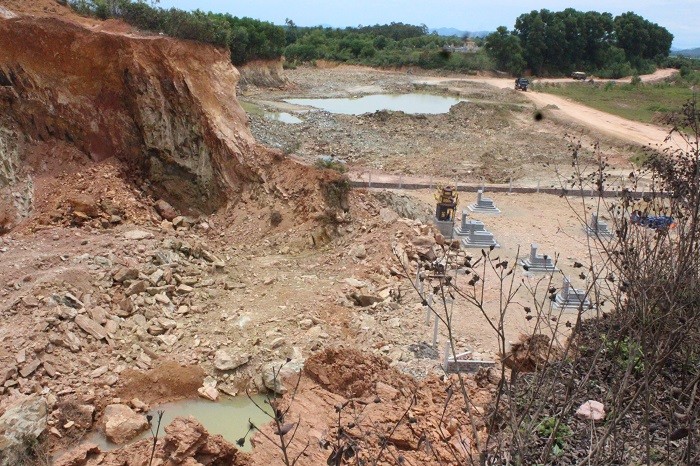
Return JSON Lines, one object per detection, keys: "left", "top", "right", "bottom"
{"left": 532, "top": 81, "right": 695, "bottom": 124}
{"left": 629, "top": 150, "right": 651, "bottom": 167}
{"left": 314, "top": 158, "right": 347, "bottom": 174}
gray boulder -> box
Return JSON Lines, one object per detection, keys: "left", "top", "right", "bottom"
{"left": 0, "top": 395, "right": 48, "bottom": 466}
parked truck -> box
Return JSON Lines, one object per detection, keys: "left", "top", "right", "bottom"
{"left": 514, "top": 77, "right": 529, "bottom": 91}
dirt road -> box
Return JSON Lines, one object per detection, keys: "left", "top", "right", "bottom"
{"left": 415, "top": 69, "right": 689, "bottom": 150}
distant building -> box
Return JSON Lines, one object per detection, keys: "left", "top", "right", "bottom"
{"left": 442, "top": 41, "right": 481, "bottom": 54}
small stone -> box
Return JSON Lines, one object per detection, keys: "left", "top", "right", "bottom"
{"left": 176, "top": 284, "right": 194, "bottom": 295}
{"left": 149, "top": 269, "right": 165, "bottom": 286}
{"left": 124, "top": 280, "right": 148, "bottom": 296}
{"left": 379, "top": 207, "right": 399, "bottom": 224}
{"left": 21, "top": 296, "right": 40, "bottom": 308}
{"left": 131, "top": 398, "right": 147, "bottom": 412}
{"left": 20, "top": 360, "right": 42, "bottom": 378}
{"left": 75, "top": 315, "right": 108, "bottom": 341}
{"left": 262, "top": 359, "right": 304, "bottom": 394}
{"left": 90, "top": 366, "right": 108, "bottom": 378}
{"left": 154, "top": 199, "right": 178, "bottom": 221}
{"left": 88, "top": 307, "right": 108, "bottom": 325}
{"left": 214, "top": 350, "right": 250, "bottom": 371}
{"left": 1, "top": 367, "right": 17, "bottom": 385}
{"left": 123, "top": 230, "right": 153, "bottom": 240}
{"left": 158, "top": 334, "right": 178, "bottom": 346}
{"left": 298, "top": 319, "right": 314, "bottom": 330}
{"left": 350, "top": 244, "right": 367, "bottom": 259}
{"left": 63, "top": 293, "right": 83, "bottom": 309}
{"left": 344, "top": 278, "right": 366, "bottom": 288}
{"left": 575, "top": 400, "right": 606, "bottom": 421}
{"left": 43, "top": 362, "right": 57, "bottom": 378}
{"left": 271, "top": 337, "right": 286, "bottom": 349}
{"left": 113, "top": 267, "right": 139, "bottom": 283}
{"left": 105, "top": 375, "right": 119, "bottom": 386}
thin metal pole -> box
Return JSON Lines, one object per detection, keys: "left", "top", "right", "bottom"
{"left": 432, "top": 313, "right": 439, "bottom": 347}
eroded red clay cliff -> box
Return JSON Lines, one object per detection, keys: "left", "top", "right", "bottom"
{"left": 0, "top": 6, "right": 339, "bottom": 226}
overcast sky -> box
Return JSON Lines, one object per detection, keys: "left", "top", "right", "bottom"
{"left": 155, "top": 1, "right": 700, "bottom": 49}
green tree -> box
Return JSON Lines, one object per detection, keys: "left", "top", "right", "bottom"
{"left": 484, "top": 26, "right": 525, "bottom": 74}
{"left": 614, "top": 12, "right": 673, "bottom": 63}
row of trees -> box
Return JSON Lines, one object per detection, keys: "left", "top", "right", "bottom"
{"left": 69, "top": 0, "right": 285, "bottom": 65}
{"left": 282, "top": 21, "right": 490, "bottom": 71}
{"left": 485, "top": 9, "right": 673, "bottom": 77}
{"left": 70, "top": 2, "right": 675, "bottom": 78}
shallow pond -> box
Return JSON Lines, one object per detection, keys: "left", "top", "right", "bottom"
{"left": 265, "top": 112, "right": 303, "bottom": 124}
{"left": 285, "top": 93, "right": 468, "bottom": 115}
{"left": 81, "top": 394, "right": 272, "bottom": 453}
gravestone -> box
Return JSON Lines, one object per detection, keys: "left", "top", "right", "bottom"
{"left": 585, "top": 213, "right": 613, "bottom": 238}
{"left": 468, "top": 189, "right": 501, "bottom": 214}
{"left": 553, "top": 277, "right": 591, "bottom": 311}
{"left": 459, "top": 220, "right": 500, "bottom": 248}
{"left": 520, "top": 243, "right": 558, "bottom": 272}
{"left": 453, "top": 210, "right": 480, "bottom": 237}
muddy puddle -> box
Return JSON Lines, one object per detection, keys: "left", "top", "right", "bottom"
{"left": 241, "top": 101, "right": 302, "bottom": 124}
{"left": 285, "top": 93, "right": 468, "bottom": 115}
{"left": 79, "top": 394, "right": 272, "bottom": 453}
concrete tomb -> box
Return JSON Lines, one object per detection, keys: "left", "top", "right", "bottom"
{"left": 468, "top": 189, "right": 501, "bottom": 214}
{"left": 443, "top": 343, "right": 495, "bottom": 373}
{"left": 453, "top": 210, "right": 479, "bottom": 236}
{"left": 520, "top": 243, "right": 558, "bottom": 272}
{"left": 457, "top": 219, "right": 500, "bottom": 248}
{"left": 585, "top": 213, "right": 613, "bottom": 238}
{"left": 553, "top": 277, "right": 591, "bottom": 311}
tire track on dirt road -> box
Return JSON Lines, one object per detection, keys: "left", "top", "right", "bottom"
{"left": 415, "top": 69, "right": 691, "bottom": 152}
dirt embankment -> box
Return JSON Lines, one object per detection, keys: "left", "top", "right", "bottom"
{"left": 238, "top": 59, "right": 289, "bottom": 89}
{"left": 0, "top": 9, "right": 341, "bottom": 232}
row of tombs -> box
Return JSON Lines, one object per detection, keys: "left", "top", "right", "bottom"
{"left": 433, "top": 186, "right": 605, "bottom": 311}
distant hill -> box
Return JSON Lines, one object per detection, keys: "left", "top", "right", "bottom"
{"left": 430, "top": 27, "right": 491, "bottom": 38}
{"left": 671, "top": 47, "right": 700, "bottom": 57}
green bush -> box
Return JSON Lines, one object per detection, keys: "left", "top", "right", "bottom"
{"left": 314, "top": 158, "right": 347, "bottom": 174}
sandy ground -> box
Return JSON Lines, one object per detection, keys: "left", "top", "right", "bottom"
{"left": 392, "top": 188, "right": 615, "bottom": 355}
{"left": 414, "top": 68, "right": 685, "bottom": 151}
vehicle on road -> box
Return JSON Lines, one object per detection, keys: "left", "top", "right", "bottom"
{"left": 514, "top": 77, "right": 529, "bottom": 91}
{"left": 572, "top": 71, "right": 587, "bottom": 80}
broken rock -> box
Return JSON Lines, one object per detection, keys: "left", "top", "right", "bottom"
{"left": 102, "top": 404, "right": 149, "bottom": 444}
{"left": 262, "top": 359, "right": 305, "bottom": 394}
{"left": 154, "top": 199, "right": 178, "bottom": 221}
{"left": 75, "top": 315, "right": 108, "bottom": 341}
{"left": 113, "top": 267, "right": 139, "bottom": 283}
{"left": 214, "top": 349, "right": 250, "bottom": 371}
